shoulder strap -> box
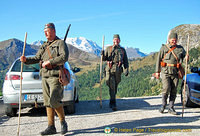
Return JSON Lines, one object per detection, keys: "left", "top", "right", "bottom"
{"left": 162, "top": 44, "right": 176, "bottom": 61}
{"left": 46, "top": 40, "right": 58, "bottom": 59}
{"left": 165, "top": 44, "right": 179, "bottom": 62}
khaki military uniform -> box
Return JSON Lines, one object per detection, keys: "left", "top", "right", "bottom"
{"left": 25, "top": 36, "right": 69, "bottom": 108}
{"left": 103, "top": 45, "right": 129, "bottom": 105}
{"left": 156, "top": 44, "right": 185, "bottom": 108}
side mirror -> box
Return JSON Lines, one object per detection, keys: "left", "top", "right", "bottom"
{"left": 191, "top": 67, "right": 199, "bottom": 73}
{"left": 72, "top": 67, "right": 80, "bottom": 73}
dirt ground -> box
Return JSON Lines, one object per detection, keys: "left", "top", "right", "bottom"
{"left": 0, "top": 95, "right": 200, "bottom": 136}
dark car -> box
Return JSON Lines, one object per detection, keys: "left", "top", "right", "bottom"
{"left": 181, "top": 67, "right": 200, "bottom": 107}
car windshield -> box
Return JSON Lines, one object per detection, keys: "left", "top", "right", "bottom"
{"left": 11, "top": 60, "right": 40, "bottom": 72}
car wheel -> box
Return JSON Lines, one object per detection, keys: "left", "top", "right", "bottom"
{"left": 181, "top": 83, "right": 199, "bottom": 107}
{"left": 65, "top": 101, "right": 75, "bottom": 114}
{"left": 5, "top": 104, "right": 17, "bottom": 117}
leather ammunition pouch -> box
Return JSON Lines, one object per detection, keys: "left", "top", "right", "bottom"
{"left": 160, "top": 61, "right": 166, "bottom": 67}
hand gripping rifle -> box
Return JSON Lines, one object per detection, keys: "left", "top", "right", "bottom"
{"left": 182, "top": 35, "right": 190, "bottom": 118}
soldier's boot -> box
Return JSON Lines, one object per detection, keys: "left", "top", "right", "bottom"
{"left": 109, "top": 100, "right": 113, "bottom": 108}
{"left": 168, "top": 101, "right": 177, "bottom": 115}
{"left": 40, "top": 107, "right": 56, "bottom": 135}
{"left": 55, "top": 106, "right": 68, "bottom": 134}
{"left": 112, "top": 100, "right": 117, "bottom": 111}
{"left": 159, "top": 105, "right": 166, "bottom": 113}
{"left": 109, "top": 100, "right": 112, "bottom": 108}
{"left": 159, "top": 94, "right": 168, "bottom": 113}
{"left": 61, "top": 120, "right": 68, "bottom": 135}
{"left": 40, "top": 125, "right": 56, "bottom": 135}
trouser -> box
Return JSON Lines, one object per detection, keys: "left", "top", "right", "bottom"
{"left": 106, "top": 71, "right": 121, "bottom": 101}
{"left": 42, "top": 77, "right": 64, "bottom": 108}
{"left": 161, "top": 74, "right": 179, "bottom": 108}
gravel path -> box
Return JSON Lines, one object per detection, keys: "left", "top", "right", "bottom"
{"left": 0, "top": 95, "right": 200, "bottom": 136}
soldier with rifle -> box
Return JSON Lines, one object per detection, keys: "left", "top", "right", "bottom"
{"left": 20, "top": 23, "right": 69, "bottom": 135}
{"left": 155, "top": 32, "right": 189, "bottom": 115}
{"left": 101, "top": 34, "right": 129, "bottom": 111}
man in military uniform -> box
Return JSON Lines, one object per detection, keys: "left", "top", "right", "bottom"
{"left": 20, "top": 23, "right": 68, "bottom": 135}
{"left": 102, "top": 34, "right": 129, "bottom": 111}
{"left": 155, "top": 32, "right": 187, "bottom": 115}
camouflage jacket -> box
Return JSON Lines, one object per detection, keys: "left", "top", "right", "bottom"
{"left": 25, "top": 36, "right": 69, "bottom": 77}
{"left": 155, "top": 44, "right": 186, "bottom": 75}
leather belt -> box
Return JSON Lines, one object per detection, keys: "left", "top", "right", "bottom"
{"left": 167, "top": 64, "right": 177, "bottom": 67}
{"left": 45, "top": 65, "right": 60, "bottom": 70}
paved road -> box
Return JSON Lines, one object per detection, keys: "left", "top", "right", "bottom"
{"left": 0, "top": 95, "right": 200, "bottom": 136}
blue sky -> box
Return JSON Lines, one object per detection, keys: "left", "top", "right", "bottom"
{"left": 0, "top": 0, "right": 199, "bottom": 53}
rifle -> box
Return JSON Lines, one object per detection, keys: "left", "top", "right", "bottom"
{"left": 64, "top": 24, "right": 71, "bottom": 42}
{"left": 17, "top": 32, "right": 27, "bottom": 136}
{"left": 182, "top": 35, "right": 189, "bottom": 118}
{"left": 100, "top": 36, "right": 105, "bottom": 108}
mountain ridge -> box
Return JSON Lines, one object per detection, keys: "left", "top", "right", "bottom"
{"left": 29, "top": 37, "right": 147, "bottom": 58}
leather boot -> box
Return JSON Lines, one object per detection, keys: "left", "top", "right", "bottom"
{"left": 40, "top": 107, "right": 56, "bottom": 135}
{"left": 40, "top": 125, "right": 56, "bottom": 135}
{"left": 109, "top": 100, "right": 112, "bottom": 108}
{"left": 159, "top": 105, "right": 166, "bottom": 113}
{"left": 168, "top": 107, "right": 177, "bottom": 115}
{"left": 112, "top": 100, "right": 117, "bottom": 111}
{"left": 55, "top": 106, "right": 68, "bottom": 134}
{"left": 169, "top": 100, "right": 177, "bottom": 115}
{"left": 61, "top": 120, "right": 68, "bottom": 134}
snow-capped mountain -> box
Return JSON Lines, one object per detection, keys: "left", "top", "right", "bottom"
{"left": 31, "top": 40, "right": 44, "bottom": 46}
{"left": 31, "top": 37, "right": 147, "bottom": 58}
{"left": 66, "top": 37, "right": 102, "bottom": 56}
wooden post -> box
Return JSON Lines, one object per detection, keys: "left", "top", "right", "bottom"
{"left": 100, "top": 36, "right": 105, "bottom": 108}
{"left": 17, "top": 32, "right": 27, "bottom": 136}
{"left": 182, "top": 34, "right": 189, "bottom": 118}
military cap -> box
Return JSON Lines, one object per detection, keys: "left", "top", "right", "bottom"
{"left": 44, "top": 23, "right": 55, "bottom": 30}
{"left": 168, "top": 33, "right": 178, "bottom": 39}
{"left": 113, "top": 34, "right": 120, "bottom": 40}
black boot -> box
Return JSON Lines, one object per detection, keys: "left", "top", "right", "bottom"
{"left": 40, "top": 125, "right": 57, "bottom": 135}
{"left": 112, "top": 100, "right": 117, "bottom": 111}
{"left": 109, "top": 100, "right": 113, "bottom": 108}
{"left": 159, "top": 105, "right": 166, "bottom": 113}
{"left": 61, "top": 120, "right": 68, "bottom": 134}
{"left": 168, "top": 107, "right": 177, "bottom": 115}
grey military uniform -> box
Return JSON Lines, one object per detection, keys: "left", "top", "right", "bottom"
{"left": 103, "top": 45, "right": 129, "bottom": 104}
{"left": 156, "top": 44, "right": 185, "bottom": 108}
{"left": 25, "top": 36, "right": 69, "bottom": 108}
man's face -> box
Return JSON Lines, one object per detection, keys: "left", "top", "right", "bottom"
{"left": 113, "top": 38, "right": 120, "bottom": 46}
{"left": 44, "top": 28, "right": 56, "bottom": 41}
{"left": 169, "top": 38, "right": 177, "bottom": 46}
